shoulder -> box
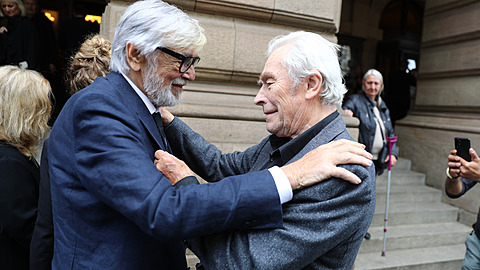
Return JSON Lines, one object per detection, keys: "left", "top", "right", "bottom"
{"left": 0, "top": 143, "right": 26, "bottom": 163}
{"left": 343, "top": 94, "right": 365, "bottom": 108}
{"left": 0, "top": 144, "right": 38, "bottom": 181}
{"left": 70, "top": 74, "right": 130, "bottom": 110}
{"left": 346, "top": 94, "right": 362, "bottom": 101}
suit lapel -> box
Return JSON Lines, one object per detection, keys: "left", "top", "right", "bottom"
{"left": 106, "top": 72, "right": 167, "bottom": 151}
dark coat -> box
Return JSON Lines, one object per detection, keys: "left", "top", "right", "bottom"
{"left": 0, "top": 141, "right": 40, "bottom": 270}
{"left": 0, "top": 15, "right": 38, "bottom": 69}
{"left": 30, "top": 140, "right": 53, "bottom": 270}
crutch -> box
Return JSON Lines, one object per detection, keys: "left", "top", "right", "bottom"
{"left": 381, "top": 136, "right": 397, "bottom": 257}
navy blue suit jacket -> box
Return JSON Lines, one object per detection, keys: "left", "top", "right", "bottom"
{"left": 47, "top": 72, "right": 283, "bottom": 269}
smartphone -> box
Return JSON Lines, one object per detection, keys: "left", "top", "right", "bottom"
{"left": 455, "top": 137, "right": 471, "bottom": 162}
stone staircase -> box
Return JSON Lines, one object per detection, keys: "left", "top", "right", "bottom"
{"left": 354, "top": 158, "right": 472, "bottom": 270}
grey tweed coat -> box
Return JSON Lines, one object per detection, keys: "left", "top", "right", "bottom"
{"left": 164, "top": 112, "right": 376, "bottom": 270}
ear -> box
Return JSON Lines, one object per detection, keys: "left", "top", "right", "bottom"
{"left": 305, "top": 70, "right": 323, "bottom": 100}
{"left": 126, "top": 43, "right": 145, "bottom": 72}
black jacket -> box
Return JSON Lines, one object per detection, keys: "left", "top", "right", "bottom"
{"left": 0, "top": 141, "right": 40, "bottom": 270}
{"left": 0, "top": 15, "right": 39, "bottom": 69}
{"left": 30, "top": 140, "right": 53, "bottom": 270}
{"left": 343, "top": 92, "right": 398, "bottom": 174}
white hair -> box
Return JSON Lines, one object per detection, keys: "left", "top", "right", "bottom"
{"left": 363, "top": 68, "right": 384, "bottom": 92}
{"left": 266, "top": 31, "right": 346, "bottom": 107}
{"left": 110, "top": 0, "right": 206, "bottom": 74}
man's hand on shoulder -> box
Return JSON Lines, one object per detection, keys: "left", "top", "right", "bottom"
{"left": 281, "top": 139, "right": 373, "bottom": 190}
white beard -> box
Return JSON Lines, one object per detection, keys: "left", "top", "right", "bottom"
{"left": 143, "top": 63, "right": 185, "bottom": 108}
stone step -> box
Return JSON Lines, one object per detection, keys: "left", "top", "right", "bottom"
{"left": 370, "top": 202, "right": 459, "bottom": 226}
{"left": 359, "top": 222, "right": 471, "bottom": 253}
{"left": 376, "top": 170, "right": 426, "bottom": 185}
{"left": 392, "top": 158, "right": 411, "bottom": 171}
{"left": 354, "top": 244, "right": 465, "bottom": 270}
{"left": 375, "top": 184, "right": 442, "bottom": 206}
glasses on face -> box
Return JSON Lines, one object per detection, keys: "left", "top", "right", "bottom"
{"left": 157, "top": 46, "right": 200, "bottom": 73}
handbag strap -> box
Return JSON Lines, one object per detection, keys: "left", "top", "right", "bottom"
{"left": 373, "top": 109, "right": 386, "bottom": 144}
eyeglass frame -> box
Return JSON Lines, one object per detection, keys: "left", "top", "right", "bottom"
{"left": 156, "top": 46, "right": 200, "bottom": 73}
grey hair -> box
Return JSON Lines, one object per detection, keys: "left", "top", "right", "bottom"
{"left": 362, "top": 68, "right": 384, "bottom": 92}
{"left": 110, "top": 0, "right": 206, "bottom": 74}
{"left": 266, "top": 31, "right": 346, "bottom": 107}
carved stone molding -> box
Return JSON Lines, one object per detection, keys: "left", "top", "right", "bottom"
{"left": 166, "top": 0, "right": 338, "bottom": 32}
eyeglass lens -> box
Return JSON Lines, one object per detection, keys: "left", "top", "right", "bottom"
{"left": 180, "top": 57, "right": 200, "bottom": 73}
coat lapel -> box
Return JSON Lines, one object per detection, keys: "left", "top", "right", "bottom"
{"left": 288, "top": 113, "right": 346, "bottom": 165}
{"left": 107, "top": 72, "right": 167, "bottom": 150}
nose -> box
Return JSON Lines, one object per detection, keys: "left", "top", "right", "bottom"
{"left": 254, "top": 87, "right": 266, "bottom": 106}
{"left": 182, "top": 66, "right": 196, "bottom": 81}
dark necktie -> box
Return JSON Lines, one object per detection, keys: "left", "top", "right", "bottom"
{"left": 152, "top": 112, "right": 172, "bottom": 153}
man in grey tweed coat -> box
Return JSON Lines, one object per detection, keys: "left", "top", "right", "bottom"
{"left": 155, "top": 31, "right": 376, "bottom": 269}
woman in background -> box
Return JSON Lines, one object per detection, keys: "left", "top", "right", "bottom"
{"left": 0, "top": 65, "right": 52, "bottom": 269}
{"left": 0, "top": 0, "right": 38, "bottom": 69}
{"left": 343, "top": 68, "right": 398, "bottom": 176}
{"left": 65, "top": 34, "right": 111, "bottom": 94}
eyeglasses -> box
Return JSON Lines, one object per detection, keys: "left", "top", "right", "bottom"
{"left": 157, "top": 47, "right": 200, "bottom": 73}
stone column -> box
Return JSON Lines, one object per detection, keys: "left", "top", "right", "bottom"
{"left": 395, "top": 0, "right": 480, "bottom": 225}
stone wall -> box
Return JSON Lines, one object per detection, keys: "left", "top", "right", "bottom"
{"left": 395, "top": 0, "right": 480, "bottom": 226}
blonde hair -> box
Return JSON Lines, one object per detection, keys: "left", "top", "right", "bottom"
{"left": 66, "top": 34, "right": 112, "bottom": 94}
{"left": 0, "top": 65, "right": 52, "bottom": 157}
{"left": 0, "top": 0, "right": 27, "bottom": 17}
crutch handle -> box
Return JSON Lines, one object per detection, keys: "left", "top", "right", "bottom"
{"left": 386, "top": 136, "right": 397, "bottom": 170}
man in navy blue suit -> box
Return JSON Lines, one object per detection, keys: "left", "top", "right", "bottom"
{"left": 47, "top": 1, "right": 372, "bottom": 269}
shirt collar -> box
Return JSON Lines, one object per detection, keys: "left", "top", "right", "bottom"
{"left": 271, "top": 111, "right": 339, "bottom": 164}
{"left": 121, "top": 73, "right": 158, "bottom": 114}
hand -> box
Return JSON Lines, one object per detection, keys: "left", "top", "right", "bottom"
{"left": 457, "top": 148, "right": 480, "bottom": 182}
{"left": 343, "top": 109, "right": 353, "bottom": 117}
{"left": 446, "top": 149, "right": 464, "bottom": 195}
{"left": 160, "top": 107, "right": 174, "bottom": 126}
{"left": 447, "top": 149, "right": 462, "bottom": 178}
{"left": 154, "top": 150, "right": 194, "bottom": 185}
{"left": 281, "top": 139, "right": 373, "bottom": 190}
{"left": 384, "top": 154, "right": 397, "bottom": 167}
{"left": 0, "top": 26, "right": 7, "bottom": 34}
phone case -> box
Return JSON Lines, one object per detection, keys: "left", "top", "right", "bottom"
{"left": 455, "top": 137, "right": 471, "bottom": 162}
